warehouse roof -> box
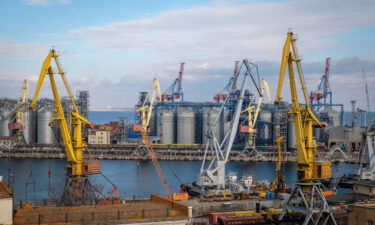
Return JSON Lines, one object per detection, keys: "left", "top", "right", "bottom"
{"left": 349, "top": 180, "right": 375, "bottom": 187}
{"left": 349, "top": 203, "right": 375, "bottom": 209}
{"left": 326, "top": 193, "right": 373, "bottom": 203}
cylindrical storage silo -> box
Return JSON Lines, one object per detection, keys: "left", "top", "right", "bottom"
{"left": 157, "top": 109, "right": 174, "bottom": 144}
{"left": 287, "top": 118, "right": 296, "bottom": 150}
{"left": 202, "top": 108, "right": 220, "bottom": 144}
{"left": 259, "top": 110, "right": 272, "bottom": 123}
{"left": 0, "top": 109, "right": 10, "bottom": 137}
{"left": 37, "top": 108, "right": 56, "bottom": 144}
{"left": 258, "top": 110, "right": 273, "bottom": 143}
{"left": 149, "top": 111, "right": 157, "bottom": 136}
{"left": 23, "top": 110, "right": 35, "bottom": 144}
{"left": 272, "top": 110, "right": 285, "bottom": 143}
{"left": 313, "top": 127, "right": 322, "bottom": 143}
{"left": 177, "top": 108, "right": 195, "bottom": 144}
{"left": 221, "top": 110, "right": 230, "bottom": 142}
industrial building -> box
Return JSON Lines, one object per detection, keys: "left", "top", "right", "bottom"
{"left": 133, "top": 99, "right": 346, "bottom": 152}
{"left": 88, "top": 129, "right": 111, "bottom": 145}
{"left": 347, "top": 203, "right": 375, "bottom": 225}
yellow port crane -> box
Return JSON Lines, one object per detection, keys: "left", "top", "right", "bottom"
{"left": 275, "top": 32, "right": 331, "bottom": 181}
{"left": 30, "top": 49, "right": 100, "bottom": 206}
{"left": 243, "top": 79, "right": 271, "bottom": 150}
{"left": 137, "top": 79, "right": 162, "bottom": 130}
{"left": 270, "top": 136, "right": 286, "bottom": 195}
{"left": 8, "top": 79, "right": 29, "bottom": 142}
{"left": 136, "top": 79, "right": 172, "bottom": 198}
{"left": 277, "top": 32, "right": 336, "bottom": 225}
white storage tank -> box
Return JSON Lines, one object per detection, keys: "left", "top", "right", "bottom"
{"left": 157, "top": 109, "right": 174, "bottom": 144}
{"left": 37, "top": 108, "right": 56, "bottom": 144}
{"left": 177, "top": 108, "right": 195, "bottom": 144}
{"left": 259, "top": 110, "right": 272, "bottom": 140}
{"left": 259, "top": 110, "right": 272, "bottom": 123}
{"left": 23, "top": 110, "right": 35, "bottom": 144}
{"left": 318, "top": 108, "right": 341, "bottom": 127}
{"left": 0, "top": 109, "right": 10, "bottom": 137}
{"left": 287, "top": 117, "right": 296, "bottom": 150}
{"left": 202, "top": 108, "right": 220, "bottom": 144}
{"left": 222, "top": 110, "right": 230, "bottom": 142}
{"left": 149, "top": 111, "right": 156, "bottom": 136}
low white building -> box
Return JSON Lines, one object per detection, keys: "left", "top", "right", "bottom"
{"left": 0, "top": 176, "right": 13, "bottom": 225}
{"left": 88, "top": 129, "right": 111, "bottom": 145}
{"left": 0, "top": 136, "right": 16, "bottom": 148}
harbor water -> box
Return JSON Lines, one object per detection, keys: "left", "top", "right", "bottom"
{"left": 0, "top": 158, "right": 357, "bottom": 202}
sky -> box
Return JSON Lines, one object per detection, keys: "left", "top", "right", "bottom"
{"left": 0, "top": 0, "right": 374, "bottom": 110}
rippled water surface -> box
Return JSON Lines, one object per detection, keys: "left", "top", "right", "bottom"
{"left": 0, "top": 158, "right": 357, "bottom": 201}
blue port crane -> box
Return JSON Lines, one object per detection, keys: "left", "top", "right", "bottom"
{"left": 213, "top": 61, "right": 240, "bottom": 102}
{"left": 161, "top": 62, "right": 185, "bottom": 102}
{"left": 309, "top": 58, "right": 332, "bottom": 111}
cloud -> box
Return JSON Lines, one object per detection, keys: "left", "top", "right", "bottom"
{"left": 0, "top": 56, "right": 374, "bottom": 110}
{"left": 0, "top": 39, "right": 52, "bottom": 60}
{"left": 70, "top": 0, "right": 375, "bottom": 61}
{"left": 22, "top": 0, "right": 70, "bottom": 6}
{"left": 2, "top": 0, "right": 375, "bottom": 110}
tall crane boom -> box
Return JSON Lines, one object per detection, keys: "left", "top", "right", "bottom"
{"left": 30, "top": 49, "right": 99, "bottom": 206}
{"left": 242, "top": 79, "right": 272, "bottom": 149}
{"left": 7, "top": 79, "right": 29, "bottom": 141}
{"left": 363, "top": 68, "right": 371, "bottom": 112}
{"left": 275, "top": 32, "right": 331, "bottom": 181}
{"left": 230, "top": 61, "right": 240, "bottom": 92}
{"left": 270, "top": 136, "right": 286, "bottom": 195}
{"left": 137, "top": 79, "right": 172, "bottom": 198}
{"left": 137, "top": 79, "right": 162, "bottom": 129}
{"left": 198, "top": 59, "right": 262, "bottom": 190}
{"left": 278, "top": 32, "right": 337, "bottom": 225}
{"left": 177, "top": 63, "right": 184, "bottom": 96}
{"left": 16, "top": 79, "right": 29, "bottom": 125}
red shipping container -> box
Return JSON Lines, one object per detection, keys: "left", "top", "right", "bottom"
{"left": 8, "top": 122, "right": 23, "bottom": 130}
{"left": 132, "top": 124, "right": 143, "bottom": 132}
{"left": 218, "top": 215, "right": 265, "bottom": 225}
{"left": 239, "top": 126, "right": 257, "bottom": 134}
{"left": 239, "top": 125, "right": 249, "bottom": 133}
{"left": 209, "top": 213, "right": 235, "bottom": 225}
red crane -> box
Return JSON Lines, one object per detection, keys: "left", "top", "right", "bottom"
{"left": 161, "top": 63, "right": 185, "bottom": 102}
{"left": 309, "top": 58, "right": 332, "bottom": 111}
{"left": 213, "top": 61, "right": 240, "bottom": 102}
